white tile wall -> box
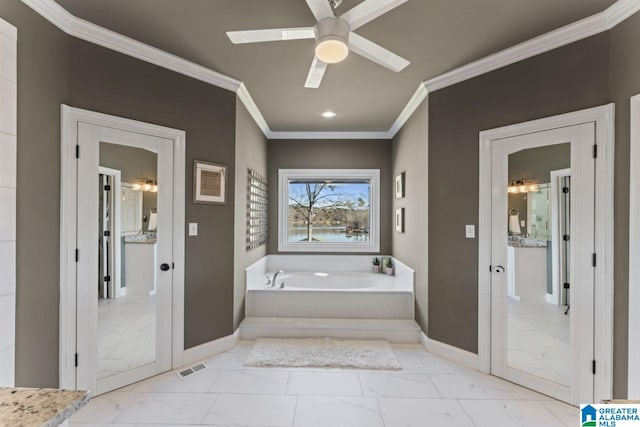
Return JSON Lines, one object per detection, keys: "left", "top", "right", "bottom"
{"left": 0, "top": 17, "right": 16, "bottom": 387}
{"left": 0, "top": 241, "right": 15, "bottom": 296}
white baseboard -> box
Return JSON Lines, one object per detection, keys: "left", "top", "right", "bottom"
{"left": 420, "top": 332, "right": 479, "bottom": 371}
{"left": 181, "top": 329, "right": 239, "bottom": 366}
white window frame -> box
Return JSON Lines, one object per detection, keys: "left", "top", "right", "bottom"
{"left": 278, "top": 169, "right": 380, "bottom": 253}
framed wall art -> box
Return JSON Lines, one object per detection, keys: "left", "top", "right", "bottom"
{"left": 395, "top": 208, "right": 405, "bottom": 233}
{"left": 193, "top": 160, "right": 227, "bottom": 204}
{"left": 395, "top": 172, "right": 405, "bottom": 199}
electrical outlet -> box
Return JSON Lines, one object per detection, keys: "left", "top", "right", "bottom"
{"left": 189, "top": 223, "right": 198, "bottom": 236}
{"left": 465, "top": 225, "right": 475, "bottom": 239}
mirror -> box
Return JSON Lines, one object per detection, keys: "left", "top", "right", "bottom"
{"left": 506, "top": 143, "right": 571, "bottom": 387}
{"left": 97, "top": 142, "right": 158, "bottom": 381}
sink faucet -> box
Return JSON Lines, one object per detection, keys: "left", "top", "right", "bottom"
{"left": 272, "top": 270, "right": 284, "bottom": 288}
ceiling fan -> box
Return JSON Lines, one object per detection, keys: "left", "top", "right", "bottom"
{"left": 226, "top": 0, "right": 410, "bottom": 88}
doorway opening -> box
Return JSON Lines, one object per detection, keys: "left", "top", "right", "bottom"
{"left": 478, "top": 105, "right": 614, "bottom": 405}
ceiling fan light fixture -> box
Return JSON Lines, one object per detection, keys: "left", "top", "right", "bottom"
{"left": 314, "top": 18, "right": 350, "bottom": 64}
{"left": 315, "top": 37, "right": 349, "bottom": 64}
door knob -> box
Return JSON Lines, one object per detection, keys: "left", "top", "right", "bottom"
{"left": 493, "top": 265, "right": 505, "bottom": 273}
{"left": 160, "top": 263, "right": 170, "bottom": 271}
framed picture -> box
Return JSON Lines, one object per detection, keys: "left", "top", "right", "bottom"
{"left": 395, "top": 172, "right": 405, "bottom": 199}
{"left": 193, "top": 160, "right": 228, "bottom": 204}
{"left": 395, "top": 208, "right": 405, "bottom": 233}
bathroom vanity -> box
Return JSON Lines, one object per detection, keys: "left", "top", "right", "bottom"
{"left": 123, "top": 235, "right": 157, "bottom": 295}
{"left": 507, "top": 237, "right": 548, "bottom": 302}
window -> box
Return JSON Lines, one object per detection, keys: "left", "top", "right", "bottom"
{"left": 278, "top": 169, "right": 380, "bottom": 252}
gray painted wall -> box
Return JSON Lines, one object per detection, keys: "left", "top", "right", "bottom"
{"left": 428, "top": 32, "right": 609, "bottom": 356}
{"left": 1, "top": 1, "right": 69, "bottom": 388}
{"left": 100, "top": 142, "right": 158, "bottom": 232}
{"left": 608, "top": 11, "right": 640, "bottom": 398}
{"left": 1, "top": 2, "right": 239, "bottom": 386}
{"left": 428, "top": 15, "right": 640, "bottom": 396}
{"left": 391, "top": 100, "right": 429, "bottom": 329}
{"left": 67, "top": 38, "right": 237, "bottom": 351}
{"left": 508, "top": 143, "right": 571, "bottom": 184}
{"left": 234, "top": 100, "right": 268, "bottom": 329}
{"left": 267, "top": 139, "right": 392, "bottom": 255}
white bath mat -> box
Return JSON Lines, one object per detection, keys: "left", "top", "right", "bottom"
{"left": 244, "top": 338, "right": 401, "bottom": 370}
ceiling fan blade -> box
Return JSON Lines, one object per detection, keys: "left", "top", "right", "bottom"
{"left": 348, "top": 32, "right": 410, "bottom": 72}
{"left": 304, "top": 56, "right": 328, "bottom": 88}
{"left": 341, "top": 0, "right": 407, "bottom": 30}
{"left": 227, "top": 27, "right": 315, "bottom": 44}
{"left": 305, "top": 0, "right": 335, "bottom": 21}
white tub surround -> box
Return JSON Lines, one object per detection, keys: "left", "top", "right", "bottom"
{"left": 240, "top": 255, "right": 419, "bottom": 342}
{"left": 0, "top": 18, "right": 16, "bottom": 388}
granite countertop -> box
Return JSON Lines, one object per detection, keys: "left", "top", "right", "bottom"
{"left": 0, "top": 388, "right": 89, "bottom": 427}
{"left": 124, "top": 239, "right": 157, "bottom": 244}
{"left": 508, "top": 236, "right": 547, "bottom": 248}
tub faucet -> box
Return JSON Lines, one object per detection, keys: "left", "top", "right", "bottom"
{"left": 272, "top": 270, "right": 284, "bottom": 288}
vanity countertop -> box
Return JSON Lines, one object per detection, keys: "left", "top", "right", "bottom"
{"left": 508, "top": 237, "right": 547, "bottom": 248}
{"left": 124, "top": 239, "right": 157, "bottom": 244}
{"left": 123, "top": 234, "right": 157, "bottom": 244}
{"left": 0, "top": 387, "right": 89, "bottom": 427}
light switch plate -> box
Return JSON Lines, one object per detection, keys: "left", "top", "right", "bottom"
{"left": 189, "top": 223, "right": 198, "bottom": 236}
{"left": 465, "top": 225, "right": 475, "bottom": 239}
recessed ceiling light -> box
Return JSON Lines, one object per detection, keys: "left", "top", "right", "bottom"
{"left": 321, "top": 111, "right": 337, "bottom": 119}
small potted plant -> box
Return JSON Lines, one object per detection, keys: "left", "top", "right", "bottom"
{"left": 384, "top": 257, "right": 394, "bottom": 276}
{"left": 372, "top": 257, "right": 381, "bottom": 273}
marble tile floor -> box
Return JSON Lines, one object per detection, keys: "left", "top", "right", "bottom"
{"left": 98, "top": 294, "right": 156, "bottom": 380}
{"left": 70, "top": 341, "right": 579, "bottom": 427}
{"left": 507, "top": 297, "right": 571, "bottom": 387}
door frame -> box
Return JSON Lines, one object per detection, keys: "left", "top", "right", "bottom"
{"left": 629, "top": 93, "right": 640, "bottom": 399}
{"left": 549, "top": 168, "right": 571, "bottom": 306}
{"left": 478, "top": 104, "right": 614, "bottom": 403}
{"left": 98, "top": 166, "right": 124, "bottom": 299}
{"left": 59, "top": 105, "right": 186, "bottom": 390}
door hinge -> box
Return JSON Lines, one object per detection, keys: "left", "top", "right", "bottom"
{"left": 75, "top": 249, "right": 79, "bottom": 262}
{"left": 104, "top": 184, "right": 111, "bottom": 191}
{"left": 563, "top": 282, "right": 570, "bottom": 289}
{"left": 103, "top": 230, "right": 111, "bottom": 237}
{"left": 592, "top": 253, "right": 597, "bottom": 267}
{"left": 75, "top": 145, "right": 80, "bottom": 159}
{"left": 75, "top": 353, "right": 78, "bottom": 367}
{"left": 593, "top": 144, "right": 598, "bottom": 159}
{"left": 104, "top": 275, "right": 111, "bottom": 282}
{"left": 592, "top": 360, "right": 596, "bottom": 375}
{"left": 562, "top": 186, "right": 570, "bottom": 194}
{"left": 563, "top": 234, "right": 570, "bottom": 241}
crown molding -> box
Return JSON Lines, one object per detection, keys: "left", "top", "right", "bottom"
{"left": 388, "top": 83, "right": 428, "bottom": 137}
{"left": 20, "top": 0, "right": 640, "bottom": 139}
{"left": 21, "top": 0, "right": 241, "bottom": 93}
{"left": 268, "top": 131, "right": 392, "bottom": 140}
{"left": 236, "top": 83, "right": 270, "bottom": 136}
{"left": 423, "top": 0, "right": 640, "bottom": 93}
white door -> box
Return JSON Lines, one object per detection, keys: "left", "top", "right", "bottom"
{"left": 490, "top": 123, "right": 595, "bottom": 405}
{"left": 76, "top": 122, "right": 174, "bottom": 395}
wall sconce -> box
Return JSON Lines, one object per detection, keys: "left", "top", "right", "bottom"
{"left": 508, "top": 179, "right": 539, "bottom": 194}
{"left": 133, "top": 179, "right": 158, "bottom": 192}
